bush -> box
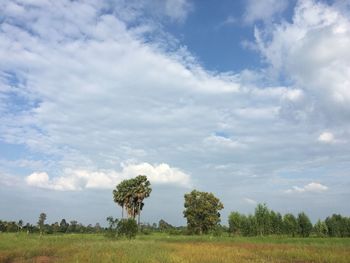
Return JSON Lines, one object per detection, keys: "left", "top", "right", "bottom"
{"left": 117, "top": 219, "right": 138, "bottom": 239}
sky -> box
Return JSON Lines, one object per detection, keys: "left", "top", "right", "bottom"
{"left": 0, "top": 0, "right": 350, "bottom": 226}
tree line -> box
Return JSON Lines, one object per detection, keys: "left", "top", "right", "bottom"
{"left": 0, "top": 215, "right": 103, "bottom": 234}
{"left": 2, "top": 175, "right": 349, "bottom": 238}
{"left": 228, "top": 203, "right": 350, "bottom": 237}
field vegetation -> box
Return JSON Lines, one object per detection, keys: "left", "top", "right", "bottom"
{"left": 1, "top": 233, "right": 350, "bottom": 263}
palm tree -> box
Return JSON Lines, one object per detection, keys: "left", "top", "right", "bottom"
{"left": 113, "top": 180, "right": 130, "bottom": 218}
{"left": 112, "top": 175, "right": 152, "bottom": 227}
{"left": 133, "top": 175, "right": 152, "bottom": 226}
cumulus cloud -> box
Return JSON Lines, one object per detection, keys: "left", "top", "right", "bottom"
{"left": 255, "top": 0, "right": 350, "bottom": 119}
{"left": 25, "top": 163, "right": 191, "bottom": 191}
{"left": 318, "top": 132, "right": 335, "bottom": 143}
{"left": 285, "top": 182, "right": 328, "bottom": 194}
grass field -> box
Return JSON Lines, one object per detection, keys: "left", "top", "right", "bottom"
{"left": 1, "top": 233, "right": 350, "bottom": 263}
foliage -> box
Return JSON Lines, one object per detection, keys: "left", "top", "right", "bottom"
{"left": 297, "top": 212, "right": 313, "bottom": 237}
{"left": 228, "top": 212, "right": 243, "bottom": 236}
{"left": 325, "top": 214, "right": 350, "bottom": 237}
{"left": 255, "top": 203, "right": 271, "bottom": 236}
{"left": 116, "top": 219, "right": 138, "bottom": 239}
{"left": 283, "top": 213, "right": 299, "bottom": 237}
{"left": 183, "top": 190, "right": 224, "bottom": 235}
{"left": 113, "top": 175, "right": 152, "bottom": 226}
{"left": 38, "top": 213, "right": 47, "bottom": 235}
{"left": 158, "top": 219, "right": 174, "bottom": 232}
{"left": 1, "top": 233, "right": 350, "bottom": 263}
{"left": 314, "top": 219, "right": 328, "bottom": 237}
{"left": 105, "top": 216, "right": 119, "bottom": 238}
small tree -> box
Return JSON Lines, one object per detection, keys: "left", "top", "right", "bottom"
{"left": 314, "top": 219, "right": 328, "bottom": 237}
{"left": 17, "top": 220, "right": 23, "bottom": 233}
{"left": 283, "top": 213, "right": 298, "bottom": 237}
{"left": 228, "top": 212, "right": 243, "bottom": 236}
{"left": 59, "top": 219, "right": 69, "bottom": 233}
{"left": 38, "top": 213, "right": 47, "bottom": 236}
{"left": 255, "top": 203, "right": 271, "bottom": 236}
{"left": 158, "top": 219, "right": 174, "bottom": 232}
{"left": 183, "top": 190, "right": 224, "bottom": 235}
{"left": 297, "top": 212, "right": 313, "bottom": 237}
{"left": 117, "top": 218, "right": 138, "bottom": 239}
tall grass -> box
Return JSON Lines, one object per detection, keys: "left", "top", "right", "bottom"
{"left": 1, "top": 233, "right": 349, "bottom": 262}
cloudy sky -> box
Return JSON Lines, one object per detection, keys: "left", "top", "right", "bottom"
{"left": 1, "top": 0, "right": 349, "bottom": 226}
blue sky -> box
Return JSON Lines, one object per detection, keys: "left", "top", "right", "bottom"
{"left": 1, "top": 0, "right": 350, "bottom": 226}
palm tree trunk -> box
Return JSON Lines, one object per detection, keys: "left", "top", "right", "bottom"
{"left": 138, "top": 202, "right": 141, "bottom": 229}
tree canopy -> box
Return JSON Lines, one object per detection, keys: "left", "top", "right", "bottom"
{"left": 112, "top": 175, "right": 152, "bottom": 226}
{"left": 183, "top": 190, "right": 224, "bottom": 235}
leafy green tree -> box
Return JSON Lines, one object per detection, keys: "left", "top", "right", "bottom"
{"left": 38, "top": 213, "right": 47, "bottom": 236}
{"left": 313, "top": 219, "right": 328, "bottom": 237}
{"left": 17, "top": 220, "right": 23, "bottom": 233}
{"left": 228, "top": 212, "right": 243, "bottom": 236}
{"left": 270, "top": 211, "right": 283, "bottom": 235}
{"left": 59, "top": 219, "right": 69, "bottom": 233}
{"left": 325, "top": 214, "right": 349, "bottom": 237}
{"left": 297, "top": 212, "right": 313, "bottom": 237}
{"left": 283, "top": 213, "right": 298, "bottom": 237}
{"left": 241, "top": 214, "right": 257, "bottom": 236}
{"left": 52, "top": 222, "right": 60, "bottom": 233}
{"left": 183, "top": 190, "right": 224, "bottom": 235}
{"left": 117, "top": 218, "right": 138, "bottom": 239}
{"left": 158, "top": 219, "right": 174, "bottom": 232}
{"left": 255, "top": 203, "right": 271, "bottom": 236}
{"left": 68, "top": 220, "right": 78, "bottom": 233}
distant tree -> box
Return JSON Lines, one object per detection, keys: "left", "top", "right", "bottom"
{"left": 270, "top": 211, "right": 283, "bottom": 235}
{"left": 38, "top": 213, "right": 47, "bottom": 236}
{"left": 158, "top": 219, "right": 174, "bottom": 232}
{"left": 183, "top": 190, "right": 224, "bottom": 235}
{"left": 313, "top": 219, "right": 328, "bottom": 237}
{"left": 283, "top": 213, "right": 298, "bottom": 237}
{"left": 68, "top": 220, "right": 78, "bottom": 233}
{"left": 241, "top": 214, "right": 257, "bottom": 236}
{"left": 255, "top": 203, "right": 271, "bottom": 236}
{"left": 59, "top": 219, "right": 69, "bottom": 233}
{"left": 228, "top": 212, "right": 243, "bottom": 236}
{"left": 17, "top": 220, "right": 23, "bottom": 233}
{"left": 106, "top": 216, "right": 119, "bottom": 238}
{"left": 94, "top": 223, "right": 102, "bottom": 233}
{"left": 52, "top": 222, "right": 60, "bottom": 233}
{"left": 325, "top": 214, "right": 349, "bottom": 237}
{"left": 116, "top": 218, "right": 138, "bottom": 239}
{"left": 297, "top": 212, "right": 313, "bottom": 237}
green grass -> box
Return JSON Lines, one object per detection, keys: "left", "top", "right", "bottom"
{"left": 1, "top": 233, "right": 349, "bottom": 262}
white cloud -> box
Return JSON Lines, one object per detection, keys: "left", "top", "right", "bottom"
{"left": 318, "top": 132, "right": 335, "bottom": 143}
{"left": 203, "top": 135, "right": 245, "bottom": 149}
{"left": 244, "top": 197, "right": 257, "bottom": 205}
{"left": 244, "top": 0, "right": 288, "bottom": 24}
{"left": 285, "top": 182, "right": 328, "bottom": 194}
{"left": 25, "top": 162, "right": 191, "bottom": 191}
{"left": 255, "top": 0, "right": 350, "bottom": 118}
{"left": 164, "top": 0, "right": 193, "bottom": 22}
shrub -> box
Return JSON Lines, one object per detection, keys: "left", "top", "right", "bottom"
{"left": 117, "top": 219, "right": 138, "bottom": 239}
